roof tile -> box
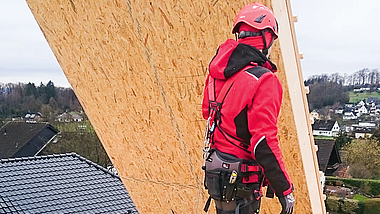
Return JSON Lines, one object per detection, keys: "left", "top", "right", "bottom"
{"left": 0, "top": 153, "right": 138, "bottom": 213}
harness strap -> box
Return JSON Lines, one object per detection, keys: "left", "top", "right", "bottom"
{"left": 208, "top": 72, "right": 240, "bottom": 122}
{"left": 203, "top": 196, "right": 212, "bottom": 212}
{"left": 234, "top": 195, "right": 258, "bottom": 214}
{"left": 207, "top": 72, "right": 252, "bottom": 153}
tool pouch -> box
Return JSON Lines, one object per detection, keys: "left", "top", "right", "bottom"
{"left": 204, "top": 149, "right": 244, "bottom": 202}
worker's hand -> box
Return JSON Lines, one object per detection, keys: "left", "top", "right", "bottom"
{"left": 278, "top": 192, "right": 295, "bottom": 214}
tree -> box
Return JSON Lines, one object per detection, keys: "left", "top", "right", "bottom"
{"left": 24, "top": 82, "right": 38, "bottom": 97}
{"left": 335, "top": 131, "right": 352, "bottom": 149}
{"left": 344, "top": 139, "right": 380, "bottom": 179}
{"left": 371, "top": 128, "right": 380, "bottom": 143}
{"left": 0, "top": 81, "right": 82, "bottom": 120}
{"left": 46, "top": 81, "right": 57, "bottom": 100}
{"left": 41, "top": 104, "right": 56, "bottom": 123}
{"left": 307, "top": 81, "right": 349, "bottom": 110}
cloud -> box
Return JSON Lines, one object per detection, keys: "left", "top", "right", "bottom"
{"left": 0, "top": 0, "right": 70, "bottom": 87}
{"left": 291, "top": 0, "right": 380, "bottom": 79}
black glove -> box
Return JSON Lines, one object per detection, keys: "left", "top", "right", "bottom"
{"left": 278, "top": 193, "right": 295, "bottom": 214}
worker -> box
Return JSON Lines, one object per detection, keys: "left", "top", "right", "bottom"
{"left": 201, "top": 3, "right": 295, "bottom": 214}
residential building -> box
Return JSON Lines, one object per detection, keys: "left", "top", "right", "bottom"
{"left": 353, "top": 128, "right": 375, "bottom": 139}
{"left": 314, "top": 139, "right": 341, "bottom": 176}
{"left": 57, "top": 111, "right": 84, "bottom": 123}
{"left": 356, "top": 105, "right": 368, "bottom": 115}
{"left": 335, "top": 108, "right": 344, "bottom": 114}
{"left": 343, "top": 112, "right": 357, "bottom": 120}
{"left": 310, "top": 110, "right": 320, "bottom": 124}
{"left": 352, "top": 122, "right": 377, "bottom": 138}
{"left": 25, "top": 112, "right": 42, "bottom": 123}
{"left": 367, "top": 97, "right": 379, "bottom": 105}
{"left": 0, "top": 153, "right": 138, "bottom": 213}
{"left": 0, "top": 122, "right": 59, "bottom": 159}
{"left": 357, "top": 100, "right": 365, "bottom": 107}
{"left": 312, "top": 120, "right": 340, "bottom": 137}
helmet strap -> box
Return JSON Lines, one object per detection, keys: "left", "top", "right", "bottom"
{"left": 261, "top": 31, "right": 268, "bottom": 56}
{"left": 238, "top": 31, "right": 262, "bottom": 39}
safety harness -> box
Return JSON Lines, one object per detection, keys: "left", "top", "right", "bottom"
{"left": 203, "top": 72, "right": 251, "bottom": 158}
{"left": 202, "top": 71, "right": 264, "bottom": 213}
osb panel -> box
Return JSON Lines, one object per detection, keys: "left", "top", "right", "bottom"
{"left": 26, "top": 0, "right": 312, "bottom": 213}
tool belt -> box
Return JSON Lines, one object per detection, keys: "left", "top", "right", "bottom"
{"left": 203, "top": 149, "right": 263, "bottom": 212}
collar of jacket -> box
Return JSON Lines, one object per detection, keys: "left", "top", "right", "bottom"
{"left": 209, "top": 39, "right": 277, "bottom": 80}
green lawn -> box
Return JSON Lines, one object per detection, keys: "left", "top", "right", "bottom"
{"left": 54, "top": 120, "right": 95, "bottom": 132}
{"left": 353, "top": 194, "right": 369, "bottom": 202}
{"left": 313, "top": 135, "right": 334, "bottom": 140}
{"left": 348, "top": 91, "right": 380, "bottom": 103}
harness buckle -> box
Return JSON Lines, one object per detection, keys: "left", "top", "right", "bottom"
{"left": 253, "top": 190, "right": 262, "bottom": 201}
{"left": 203, "top": 117, "right": 214, "bottom": 162}
{"left": 209, "top": 101, "right": 221, "bottom": 111}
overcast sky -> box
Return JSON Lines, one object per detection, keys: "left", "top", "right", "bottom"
{"left": 0, "top": 0, "right": 379, "bottom": 88}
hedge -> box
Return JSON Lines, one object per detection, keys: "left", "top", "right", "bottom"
{"left": 326, "top": 197, "right": 364, "bottom": 214}
{"left": 341, "top": 199, "right": 363, "bottom": 214}
{"left": 326, "top": 176, "right": 380, "bottom": 196}
{"left": 363, "top": 199, "right": 380, "bottom": 214}
{"left": 326, "top": 196, "right": 340, "bottom": 212}
{"left": 326, "top": 196, "right": 364, "bottom": 214}
{"left": 326, "top": 197, "right": 380, "bottom": 214}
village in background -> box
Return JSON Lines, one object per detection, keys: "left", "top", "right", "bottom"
{"left": 305, "top": 69, "right": 380, "bottom": 213}
{"left": 0, "top": 81, "right": 111, "bottom": 168}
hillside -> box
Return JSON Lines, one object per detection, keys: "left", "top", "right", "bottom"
{"left": 349, "top": 91, "right": 380, "bottom": 103}
{"left": 306, "top": 68, "right": 380, "bottom": 86}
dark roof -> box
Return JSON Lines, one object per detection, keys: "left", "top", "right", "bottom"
{"left": 0, "top": 122, "right": 58, "bottom": 158}
{"left": 367, "top": 97, "right": 379, "bottom": 103}
{"left": 354, "top": 127, "right": 376, "bottom": 134}
{"left": 0, "top": 153, "right": 138, "bottom": 214}
{"left": 315, "top": 139, "right": 340, "bottom": 172}
{"left": 312, "top": 120, "right": 336, "bottom": 131}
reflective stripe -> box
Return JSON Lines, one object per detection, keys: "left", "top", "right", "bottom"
{"left": 254, "top": 135, "right": 266, "bottom": 155}
{"left": 245, "top": 71, "right": 259, "bottom": 80}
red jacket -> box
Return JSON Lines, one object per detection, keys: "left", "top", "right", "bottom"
{"left": 202, "top": 39, "right": 293, "bottom": 197}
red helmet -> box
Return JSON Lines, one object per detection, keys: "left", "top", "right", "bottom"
{"left": 232, "top": 3, "right": 278, "bottom": 39}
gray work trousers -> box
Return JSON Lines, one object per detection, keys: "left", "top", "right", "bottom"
{"left": 215, "top": 196, "right": 261, "bottom": 214}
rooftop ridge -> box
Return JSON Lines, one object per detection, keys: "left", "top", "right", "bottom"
{"left": 0, "top": 152, "right": 74, "bottom": 163}
{"left": 72, "top": 153, "right": 120, "bottom": 179}
{"left": 0, "top": 152, "right": 120, "bottom": 179}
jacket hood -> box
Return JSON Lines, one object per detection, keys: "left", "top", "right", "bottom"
{"left": 209, "top": 39, "right": 277, "bottom": 80}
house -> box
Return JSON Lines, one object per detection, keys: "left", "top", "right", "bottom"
{"left": 25, "top": 112, "right": 42, "bottom": 123}
{"left": 57, "top": 111, "right": 84, "bottom": 123}
{"left": 0, "top": 122, "right": 59, "bottom": 159}
{"left": 353, "top": 128, "right": 375, "bottom": 139}
{"left": 355, "top": 105, "right": 368, "bottom": 115}
{"left": 312, "top": 120, "right": 340, "bottom": 137}
{"left": 343, "top": 112, "right": 357, "bottom": 120}
{"left": 344, "top": 103, "right": 354, "bottom": 109}
{"left": 357, "top": 100, "right": 365, "bottom": 107}
{"left": 335, "top": 108, "right": 344, "bottom": 115}
{"left": 339, "top": 125, "right": 354, "bottom": 133}
{"left": 310, "top": 110, "right": 320, "bottom": 124}
{"left": 367, "top": 97, "right": 379, "bottom": 105}
{"left": 375, "top": 105, "right": 380, "bottom": 115}
{"left": 352, "top": 122, "right": 377, "bottom": 138}
{"left": 57, "top": 112, "right": 72, "bottom": 122}
{"left": 0, "top": 153, "right": 138, "bottom": 214}
{"left": 315, "top": 139, "right": 341, "bottom": 176}
{"left": 71, "top": 112, "right": 84, "bottom": 122}
{"left": 310, "top": 110, "right": 320, "bottom": 120}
